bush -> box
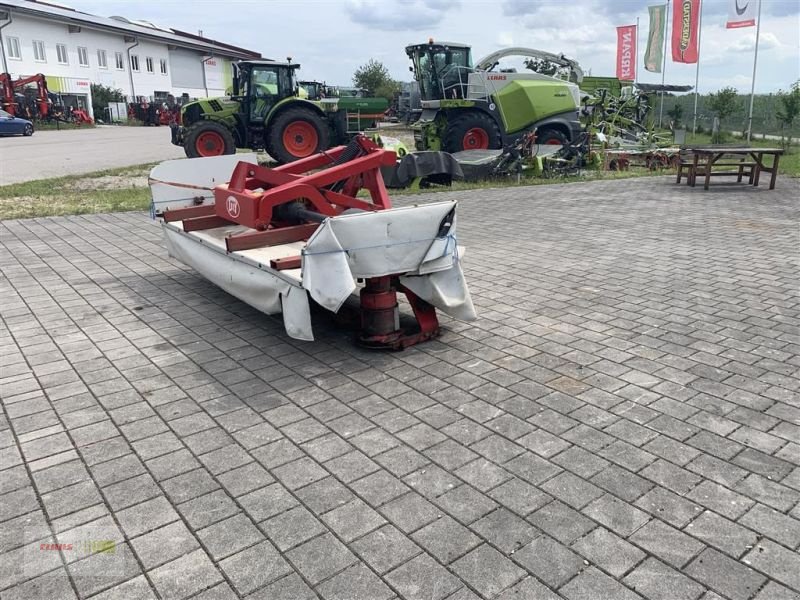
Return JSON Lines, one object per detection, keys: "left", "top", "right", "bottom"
{"left": 91, "top": 83, "right": 125, "bottom": 122}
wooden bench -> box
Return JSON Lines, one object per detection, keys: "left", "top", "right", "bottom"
{"left": 676, "top": 149, "right": 756, "bottom": 185}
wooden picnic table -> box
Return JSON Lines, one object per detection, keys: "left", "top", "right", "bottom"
{"left": 689, "top": 147, "right": 784, "bottom": 190}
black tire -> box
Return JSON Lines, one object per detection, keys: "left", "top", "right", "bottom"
{"left": 536, "top": 128, "right": 569, "bottom": 146}
{"left": 267, "top": 106, "right": 329, "bottom": 164}
{"left": 183, "top": 121, "right": 236, "bottom": 158}
{"left": 23, "top": 124, "right": 34, "bottom": 136}
{"left": 442, "top": 111, "right": 501, "bottom": 153}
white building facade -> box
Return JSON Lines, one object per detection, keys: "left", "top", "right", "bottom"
{"left": 0, "top": 0, "right": 259, "bottom": 119}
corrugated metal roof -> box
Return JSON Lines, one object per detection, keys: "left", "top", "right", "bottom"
{"left": 0, "top": 0, "right": 262, "bottom": 59}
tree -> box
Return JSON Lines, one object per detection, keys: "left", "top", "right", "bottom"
{"left": 353, "top": 59, "right": 398, "bottom": 101}
{"left": 776, "top": 80, "right": 800, "bottom": 147}
{"left": 524, "top": 58, "right": 558, "bottom": 76}
{"left": 707, "top": 86, "right": 739, "bottom": 142}
{"left": 91, "top": 83, "right": 125, "bottom": 122}
{"left": 667, "top": 103, "right": 684, "bottom": 129}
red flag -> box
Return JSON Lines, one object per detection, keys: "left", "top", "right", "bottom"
{"left": 616, "top": 25, "right": 637, "bottom": 81}
{"left": 672, "top": 0, "right": 701, "bottom": 63}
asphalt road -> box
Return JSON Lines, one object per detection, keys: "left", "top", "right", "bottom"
{"left": 0, "top": 125, "right": 186, "bottom": 185}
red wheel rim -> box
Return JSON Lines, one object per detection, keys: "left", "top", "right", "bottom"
{"left": 543, "top": 137, "right": 563, "bottom": 145}
{"left": 196, "top": 131, "right": 225, "bottom": 156}
{"left": 462, "top": 127, "right": 489, "bottom": 150}
{"left": 283, "top": 121, "right": 318, "bottom": 157}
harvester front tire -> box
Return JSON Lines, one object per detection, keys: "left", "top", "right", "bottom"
{"left": 268, "top": 107, "right": 329, "bottom": 164}
{"left": 443, "top": 112, "right": 501, "bottom": 153}
{"left": 184, "top": 121, "right": 236, "bottom": 158}
{"left": 536, "top": 128, "right": 569, "bottom": 146}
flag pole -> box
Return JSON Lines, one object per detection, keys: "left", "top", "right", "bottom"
{"left": 746, "top": 0, "right": 762, "bottom": 141}
{"left": 692, "top": 0, "right": 704, "bottom": 134}
{"left": 635, "top": 16, "right": 640, "bottom": 84}
{"left": 658, "top": 0, "right": 669, "bottom": 128}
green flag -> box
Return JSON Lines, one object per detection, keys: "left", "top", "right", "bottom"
{"left": 645, "top": 4, "right": 666, "bottom": 73}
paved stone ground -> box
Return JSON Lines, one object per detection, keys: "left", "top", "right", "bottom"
{"left": 1, "top": 176, "right": 799, "bottom": 600}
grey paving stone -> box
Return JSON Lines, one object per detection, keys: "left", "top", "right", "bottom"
{"left": 591, "top": 464, "right": 654, "bottom": 503}
{"left": 686, "top": 480, "right": 755, "bottom": 520}
{"left": 572, "top": 526, "right": 646, "bottom": 577}
{"left": 248, "top": 572, "right": 316, "bottom": 600}
{"left": 434, "top": 484, "right": 498, "bottom": 524}
{"left": 635, "top": 487, "right": 703, "bottom": 528}
{"left": 540, "top": 471, "right": 604, "bottom": 510}
{"left": 85, "top": 574, "right": 156, "bottom": 600}
{"left": 160, "top": 468, "right": 219, "bottom": 504}
{"left": 488, "top": 477, "right": 551, "bottom": 517}
{"left": 322, "top": 497, "right": 386, "bottom": 542}
{"left": 177, "top": 489, "right": 240, "bottom": 530}
{"left": 130, "top": 520, "right": 200, "bottom": 570}
{"left": 751, "top": 581, "right": 800, "bottom": 600}
{"left": 352, "top": 524, "right": 421, "bottom": 574}
{"left": 238, "top": 483, "right": 298, "bottom": 522}
{"left": 260, "top": 505, "right": 326, "bottom": 552}
{"left": 148, "top": 548, "right": 223, "bottom": 599}
{"left": 219, "top": 540, "right": 292, "bottom": 595}
{"left": 317, "top": 562, "right": 394, "bottom": 600}
{"left": 739, "top": 503, "right": 800, "bottom": 549}
{"left": 0, "top": 567, "right": 78, "bottom": 600}
{"left": 582, "top": 494, "right": 651, "bottom": 537}
{"left": 216, "top": 461, "right": 274, "bottom": 497}
{"left": 67, "top": 542, "right": 142, "bottom": 598}
{"left": 685, "top": 548, "right": 766, "bottom": 600}
{"left": 295, "top": 476, "right": 354, "bottom": 515}
{"left": 623, "top": 557, "right": 705, "bottom": 600}
{"left": 286, "top": 533, "right": 358, "bottom": 585}
{"left": 472, "top": 507, "right": 539, "bottom": 553}
{"left": 742, "top": 539, "right": 800, "bottom": 592}
{"left": 495, "top": 576, "right": 561, "bottom": 600}
{"left": 350, "top": 469, "right": 410, "bottom": 506}
{"left": 451, "top": 544, "right": 526, "bottom": 597}
{"left": 412, "top": 515, "right": 481, "bottom": 564}
{"left": 528, "top": 500, "right": 596, "bottom": 545}
{"left": 385, "top": 553, "right": 462, "bottom": 600}
{"left": 116, "top": 495, "right": 179, "bottom": 538}
{"left": 197, "top": 513, "right": 265, "bottom": 560}
{"left": 629, "top": 518, "right": 705, "bottom": 568}
{"left": 686, "top": 510, "right": 758, "bottom": 558}
{"left": 381, "top": 491, "right": 440, "bottom": 533}
{"left": 513, "top": 534, "right": 584, "bottom": 589}
{"left": 560, "top": 566, "right": 642, "bottom": 600}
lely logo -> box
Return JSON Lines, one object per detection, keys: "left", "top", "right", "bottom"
{"left": 226, "top": 196, "right": 240, "bottom": 218}
{"left": 735, "top": 0, "right": 748, "bottom": 15}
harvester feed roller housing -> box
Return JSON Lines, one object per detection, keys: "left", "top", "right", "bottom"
{"left": 149, "top": 135, "right": 476, "bottom": 348}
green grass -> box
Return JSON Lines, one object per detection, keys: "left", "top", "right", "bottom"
{"left": 682, "top": 132, "right": 799, "bottom": 177}
{"left": 0, "top": 164, "right": 154, "bottom": 220}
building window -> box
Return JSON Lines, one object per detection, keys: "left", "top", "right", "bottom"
{"left": 115, "top": 51, "right": 124, "bottom": 70}
{"left": 6, "top": 37, "right": 21, "bottom": 60}
{"left": 97, "top": 49, "right": 107, "bottom": 68}
{"left": 77, "top": 46, "right": 89, "bottom": 67}
{"left": 145, "top": 57, "right": 154, "bottom": 73}
{"left": 33, "top": 40, "right": 46, "bottom": 62}
{"left": 56, "top": 43, "right": 68, "bottom": 64}
{"left": 130, "top": 54, "right": 139, "bottom": 72}
{"left": 160, "top": 59, "right": 168, "bottom": 75}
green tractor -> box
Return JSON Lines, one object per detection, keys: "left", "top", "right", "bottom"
{"left": 172, "top": 60, "right": 352, "bottom": 163}
{"left": 405, "top": 41, "right": 584, "bottom": 152}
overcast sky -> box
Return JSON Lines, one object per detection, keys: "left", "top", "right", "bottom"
{"left": 61, "top": 0, "right": 799, "bottom": 94}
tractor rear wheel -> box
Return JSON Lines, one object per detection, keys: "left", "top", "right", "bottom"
{"left": 267, "top": 107, "right": 329, "bottom": 164}
{"left": 536, "top": 128, "right": 569, "bottom": 146}
{"left": 443, "top": 112, "right": 501, "bottom": 153}
{"left": 184, "top": 121, "right": 236, "bottom": 158}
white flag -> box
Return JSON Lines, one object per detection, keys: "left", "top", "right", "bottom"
{"left": 727, "top": 0, "right": 757, "bottom": 28}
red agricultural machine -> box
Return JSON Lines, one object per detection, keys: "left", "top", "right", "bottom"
{"left": 8, "top": 73, "right": 50, "bottom": 120}
{"left": 149, "top": 135, "right": 476, "bottom": 348}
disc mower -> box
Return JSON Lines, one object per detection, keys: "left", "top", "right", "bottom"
{"left": 150, "top": 135, "right": 476, "bottom": 348}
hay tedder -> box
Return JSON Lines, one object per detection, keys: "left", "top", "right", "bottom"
{"left": 149, "top": 135, "right": 476, "bottom": 348}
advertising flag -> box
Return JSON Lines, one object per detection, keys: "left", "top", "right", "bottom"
{"left": 727, "top": 0, "right": 757, "bottom": 28}
{"left": 616, "top": 24, "right": 637, "bottom": 81}
{"left": 672, "top": 0, "right": 701, "bottom": 63}
{"left": 644, "top": 5, "right": 666, "bottom": 73}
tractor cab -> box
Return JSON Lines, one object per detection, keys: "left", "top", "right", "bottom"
{"left": 405, "top": 41, "right": 473, "bottom": 102}
{"left": 233, "top": 60, "right": 299, "bottom": 124}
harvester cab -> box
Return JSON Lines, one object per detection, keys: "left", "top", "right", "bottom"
{"left": 406, "top": 40, "right": 583, "bottom": 152}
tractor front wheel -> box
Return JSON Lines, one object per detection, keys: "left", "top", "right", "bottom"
{"left": 267, "top": 107, "right": 329, "bottom": 164}
{"left": 184, "top": 121, "right": 236, "bottom": 158}
{"left": 442, "top": 112, "right": 501, "bottom": 153}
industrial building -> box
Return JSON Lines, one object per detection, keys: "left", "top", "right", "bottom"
{"left": 0, "top": 0, "right": 260, "bottom": 119}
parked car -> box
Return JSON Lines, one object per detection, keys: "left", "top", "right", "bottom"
{"left": 0, "top": 110, "right": 34, "bottom": 136}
